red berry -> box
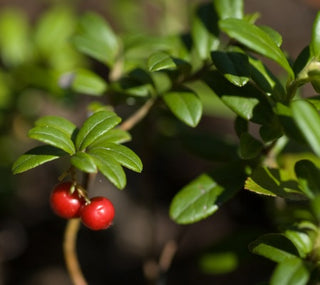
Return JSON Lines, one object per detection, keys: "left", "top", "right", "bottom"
{"left": 50, "top": 182, "right": 85, "bottom": 219}
{"left": 80, "top": 197, "right": 115, "bottom": 230}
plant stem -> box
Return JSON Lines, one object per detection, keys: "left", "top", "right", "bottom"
{"left": 64, "top": 219, "right": 87, "bottom": 285}
{"left": 63, "top": 98, "right": 156, "bottom": 285}
{"left": 119, "top": 97, "right": 156, "bottom": 131}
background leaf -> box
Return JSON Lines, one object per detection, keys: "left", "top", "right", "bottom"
{"left": 219, "top": 18, "right": 294, "bottom": 78}
{"left": 238, "top": 132, "right": 263, "bottom": 159}
{"left": 71, "top": 68, "right": 108, "bottom": 95}
{"left": 147, "top": 51, "right": 176, "bottom": 72}
{"left": 213, "top": 0, "right": 243, "bottom": 20}
{"left": 72, "top": 12, "right": 119, "bottom": 65}
{"left": 270, "top": 257, "right": 310, "bottom": 285}
{"left": 163, "top": 89, "right": 202, "bottom": 127}
{"left": 170, "top": 174, "right": 223, "bottom": 224}
{"left": 291, "top": 100, "right": 320, "bottom": 157}
{"left": 311, "top": 11, "right": 320, "bottom": 59}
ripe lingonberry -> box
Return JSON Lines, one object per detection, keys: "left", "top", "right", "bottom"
{"left": 80, "top": 197, "right": 115, "bottom": 230}
{"left": 50, "top": 182, "right": 85, "bottom": 219}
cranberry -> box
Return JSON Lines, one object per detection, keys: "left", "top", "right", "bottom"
{"left": 80, "top": 197, "right": 115, "bottom": 230}
{"left": 50, "top": 182, "right": 85, "bottom": 219}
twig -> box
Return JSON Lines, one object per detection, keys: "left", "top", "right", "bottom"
{"left": 119, "top": 98, "right": 156, "bottom": 131}
{"left": 64, "top": 219, "right": 87, "bottom": 285}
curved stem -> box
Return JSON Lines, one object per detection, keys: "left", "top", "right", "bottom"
{"left": 63, "top": 98, "right": 156, "bottom": 285}
{"left": 64, "top": 219, "right": 87, "bottom": 285}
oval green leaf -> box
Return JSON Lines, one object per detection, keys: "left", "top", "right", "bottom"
{"left": 89, "top": 144, "right": 142, "bottom": 173}
{"left": 291, "top": 100, "right": 320, "bottom": 157}
{"left": 90, "top": 148, "right": 126, "bottom": 189}
{"left": 219, "top": 18, "right": 294, "bottom": 78}
{"left": 213, "top": 0, "right": 243, "bottom": 20}
{"left": 28, "top": 126, "right": 75, "bottom": 155}
{"left": 70, "top": 152, "right": 97, "bottom": 173}
{"left": 89, "top": 129, "right": 131, "bottom": 147}
{"left": 71, "top": 68, "right": 107, "bottom": 96}
{"left": 239, "top": 132, "right": 263, "bottom": 159}
{"left": 35, "top": 115, "right": 77, "bottom": 137}
{"left": 311, "top": 11, "right": 320, "bottom": 59}
{"left": 170, "top": 174, "right": 223, "bottom": 224}
{"left": 163, "top": 90, "right": 202, "bottom": 127}
{"left": 75, "top": 111, "right": 121, "bottom": 151}
{"left": 12, "top": 146, "right": 67, "bottom": 174}
{"left": 271, "top": 257, "right": 310, "bottom": 285}
{"left": 147, "top": 51, "right": 176, "bottom": 72}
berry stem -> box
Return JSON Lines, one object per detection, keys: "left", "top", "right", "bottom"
{"left": 63, "top": 218, "right": 87, "bottom": 285}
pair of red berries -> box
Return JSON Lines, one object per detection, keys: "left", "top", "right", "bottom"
{"left": 50, "top": 182, "right": 115, "bottom": 230}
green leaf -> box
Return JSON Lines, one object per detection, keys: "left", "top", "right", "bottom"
{"left": 270, "top": 257, "right": 310, "bottom": 285}
{"left": 284, "top": 228, "right": 313, "bottom": 258}
{"left": 191, "top": 3, "right": 219, "bottom": 59}
{"left": 245, "top": 167, "right": 306, "bottom": 200}
{"left": 28, "top": 126, "right": 75, "bottom": 155}
{"left": 0, "top": 8, "right": 31, "bottom": 66}
{"left": 249, "top": 234, "right": 299, "bottom": 263}
{"left": 219, "top": 18, "right": 294, "bottom": 78}
{"left": 239, "top": 132, "right": 263, "bottom": 159}
{"left": 75, "top": 111, "right": 121, "bottom": 151}
{"left": 163, "top": 89, "right": 202, "bottom": 127}
{"left": 170, "top": 174, "right": 223, "bottom": 224}
{"left": 34, "top": 116, "right": 77, "bottom": 137}
{"left": 89, "top": 144, "right": 142, "bottom": 173}
{"left": 34, "top": 5, "right": 75, "bottom": 57}
{"left": 211, "top": 50, "right": 250, "bottom": 86}
{"left": 311, "top": 11, "right": 320, "bottom": 59}
{"left": 12, "top": 146, "right": 67, "bottom": 174}
{"left": 147, "top": 51, "right": 176, "bottom": 72}
{"left": 199, "top": 252, "right": 238, "bottom": 274}
{"left": 291, "top": 100, "right": 320, "bottom": 157}
{"left": 295, "top": 159, "right": 320, "bottom": 198}
{"left": 72, "top": 12, "right": 119, "bottom": 65}
{"left": 90, "top": 148, "right": 126, "bottom": 189}
{"left": 213, "top": 0, "right": 243, "bottom": 20}
{"left": 259, "top": 25, "right": 282, "bottom": 47}
{"left": 89, "top": 129, "right": 131, "bottom": 147}
{"left": 70, "top": 152, "right": 97, "bottom": 173}
{"left": 71, "top": 68, "right": 107, "bottom": 96}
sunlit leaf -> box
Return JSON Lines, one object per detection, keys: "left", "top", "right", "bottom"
{"left": 75, "top": 111, "right": 121, "bottom": 151}
{"left": 34, "top": 116, "right": 77, "bottom": 137}
{"left": 311, "top": 11, "right": 320, "bottom": 59}
{"left": 213, "top": 0, "right": 243, "bottom": 20}
{"left": 147, "top": 51, "right": 176, "bottom": 72}
{"left": 12, "top": 146, "right": 67, "bottom": 174}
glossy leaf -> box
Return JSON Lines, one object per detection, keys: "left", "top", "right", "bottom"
{"left": 284, "top": 228, "right": 313, "bottom": 258}
{"left": 259, "top": 25, "right": 282, "bottom": 47}
{"left": 75, "top": 111, "right": 121, "bottom": 151}
{"left": 71, "top": 69, "right": 107, "bottom": 96}
{"left": 239, "top": 132, "right": 263, "bottom": 159}
{"left": 34, "top": 116, "right": 77, "bottom": 137}
{"left": 191, "top": 3, "right": 219, "bottom": 59}
{"left": 270, "top": 257, "right": 310, "bottom": 285}
{"left": 89, "top": 129, "right": 131, "bottom": 147}
{"left": 90, "top": 148, "right": 126, "bottom": 189}
{"left": 245, "top": 167, "right": 306, "bottom": 200}
{"left": 213, "top": 0, "right": 243, "bottom": 20}
{"left": 291, "top": 100, "right": 320, "bottom": 157}
{"left": 295, "top": 159, "right": 320, "bottom": 198}
{"left": 249, "top": 234, "right": 299, "bottom": 263}
{"left": 70, "top": 152, "right": 97, "bottom": 173}
{"left": 12, "top": 146, "right": 67, "bottom": 174}
{"left": 219, "top": 18, "right": 294, "bottom": 78}
{"left": 72, "top": 12, "right": 119, "bottom": 65}
{"left": 170, "top": 174, "right": 223, "bottom": 224}
{"left": 147, "top": 51, "right": 176, "bottom": 72}
{"left": 89, "top": 144, "right": 142, "bottom": 173}
{"left": 163, "top": 90, "right": 202, "bottom": 127}
{"left": 311, "top": 11, "right": 320, "bottom": 59}
{"left": 28, "top": 126, "right": 75, "bottom": 155}
{"left": 211, "top": 50, "right": 250, "bottom": 86}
